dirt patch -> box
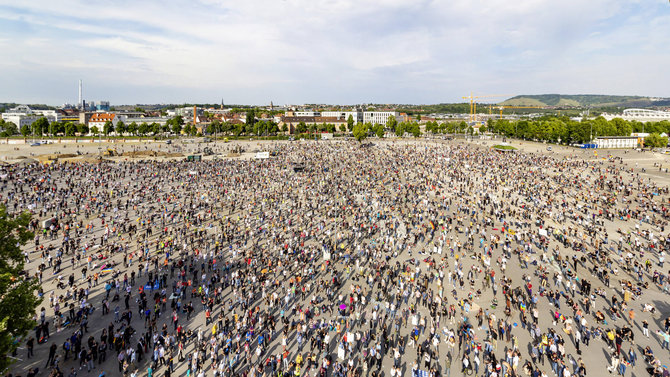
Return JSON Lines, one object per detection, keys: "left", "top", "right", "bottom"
{"left": 60, "top": 156, "right": 113, "bottom": 164}
{"left": 121, "top": 151, "right": 183, "bottom": 158}
{"left": 36, "top": 153, "right": 78, "bottom": 161}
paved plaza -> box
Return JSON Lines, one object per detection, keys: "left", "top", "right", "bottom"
{"left": 2, "top": 138, "right": 670, "bottom": 377}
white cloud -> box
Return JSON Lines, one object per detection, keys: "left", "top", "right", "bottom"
{"left": 0, "top": 0, "right": 668, "bottom": 104}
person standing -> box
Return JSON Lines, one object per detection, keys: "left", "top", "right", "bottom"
{"left": 659, "top": 329, "right": 670, "bottom": 350}
{"left": 618, "top": 358, "right": 627, "bottom": 376}
{"left": 627, "top": 348, "right": 637, "bottom": 369}
{"left": 444, "top": 352, "right": 452, "bottom": 377}
{"left": 26, "top": 337, "right": 34, "bottom": 358}
{"left": 607, "top": 352, "right": 619, "bottom": 374}
{"left": 46, "top": 343, "right": 57, "bottom": 367}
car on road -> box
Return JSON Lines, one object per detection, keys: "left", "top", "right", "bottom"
{"left": 30, "top": 142, "right": 41, "bottom": 146}
{"left": 546, "top": 146, "right": 552, "bottom": 151}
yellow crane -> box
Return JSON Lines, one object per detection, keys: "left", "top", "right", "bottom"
{"left": 462, "top": 93, "right": 511, "bottom": 123}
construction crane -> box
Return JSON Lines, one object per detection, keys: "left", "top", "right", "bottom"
{"left": 462, "top": 93, "right": 511, "bottom": 123}
{"left": 493, "top": 105, "right": 545, "bottom": 119}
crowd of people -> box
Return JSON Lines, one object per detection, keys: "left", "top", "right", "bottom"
{"left": 2, "top": 139, "right": 670, "bottom": 377}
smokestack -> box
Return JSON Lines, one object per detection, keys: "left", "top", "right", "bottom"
{"left": 78, "top": 80, "right": 82, "bottom": 109}
{"left": 193, "top": 105, "right": 197, "bottom": 125}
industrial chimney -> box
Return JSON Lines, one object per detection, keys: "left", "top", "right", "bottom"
{"left": 78, "top": 80, "right": 83, "bottom": 109}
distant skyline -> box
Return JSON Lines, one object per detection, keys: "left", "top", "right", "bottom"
{"left": 1, "top": 0, "right": 669, "bottom": 106}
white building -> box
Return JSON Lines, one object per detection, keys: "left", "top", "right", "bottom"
{"left": 124, "top": 117, "right": 169, "bottom": 126}
{"left": 295, "top": 111, "right": 320, "bottom": 117}
{"left": 602, "top": 108, "right": 670, "bottom": 122}
{"left": 88, "top": 113, "right": 122, "bottom": 130}
{"left": 594, "top": 136, "right": 640, "bottom": 149}
{"left": 363, "top": 111, "right": 399, "bottom": 125}
{"left": 320, "top": 111, "right": 363, "bottom": 123}
{"left": 1, "top": 105, "right": 57, "bottom": 129}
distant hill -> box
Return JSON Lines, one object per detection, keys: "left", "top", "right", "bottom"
{"left": 500, "top": 94, "right": 670, "bottom": 108}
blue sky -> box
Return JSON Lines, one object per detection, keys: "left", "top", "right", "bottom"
{"left": 0, "top": 0, "right": 668, "bottom": 105}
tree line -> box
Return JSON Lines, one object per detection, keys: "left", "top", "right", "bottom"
{"left": 487, "top": 116, "right": 670, "bottom": 147}
{"left": 4, "top": 114, "right": 668, "bottom": 147}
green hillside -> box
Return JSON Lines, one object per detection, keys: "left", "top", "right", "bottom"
{"left": 500, "top": 94, "right": 666, "bottom": 108}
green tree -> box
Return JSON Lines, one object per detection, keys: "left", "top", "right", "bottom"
{"left": 127, "top": 122, "right": 138, "bottom": 136}
{"left": 269, "top": 122, "right": 279, "bottom": 134}
{"left": 353, "top": 123, "right": 367, "bottom": 143}
{"left": 339, "top": 124, "right": 346, "bottom": 133}
{"left": 138, "top": 122, "right": 149, "bottom": 136}
{"left": 31, "top": 117, "right": 49, "bottom": 136}
{"left": 50, "top": 122, "right": 64, "bottom": 136}
{"left": 281, "top": 124, "right": 288, "bottom": 133}
{"left": 373, "top": 124, "right": 384, "bottom": 138}
{"left": 103, "top": 121, "right": 114, "bottom": 136}
{"left": 90, "top": 126, "right": 99, "bottom": 135}
{"left": 644, "top": 133, "right": 668, "bottom": 148}
{"left": 64, "top": 122, "right": 76, "bottom": 136}
{"left": 410, "top": 123, "right": 422, "bottom": 138}
{"left": 296, "top": 122, "right": 307, "bottom": 134}
{"left": 246, "top": 109, "right": 256, "bottom": 126}
{"left": 115, "top": 121, "right": 126, "bottom": 135}
{"left": 210, "top": 120, "right": 221, "bottom": 135}
{"left": 77, "top": 123, "right": 89, "bottom": 135}
{"left": 244, "top": 123, "right": 254, "bottom": 134}
{"left": 20, "top": 125, "right": 30, "bottom": 137}
{"left": 2, "top": 122, "right": 18, "bottom": 136}
{"left": 171, "top": 122, "right": 183, "bottom": 135}
{"left": 0, "top": 205, "right": 41, "bottom": 371}
{"left": 347, "top": 115, "right": 354, "bottom": 132}
{"left": 395, "top": 123, "right": 405, "bottom": 137}
{"left": 479, "top": 125, "right": 487, "bottom": 134}
{"left": 386, "top": 115, "right": 397, "bottom": 131}
{"left": 611, "top": 118, "right": 632, "bottom": 136}
{"left": 458, "top": 121, "right": 468, "bottom": 134}
{"left": 234, "top": 123, "right": 244, "bottom": 136}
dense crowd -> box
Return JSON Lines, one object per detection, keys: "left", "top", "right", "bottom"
{"left": 2, "top": 140, "right": 670, "bottom": 377}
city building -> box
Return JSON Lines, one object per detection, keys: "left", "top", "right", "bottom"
{"left": 602, "top": 108, "right": 670, "bottom": 122}
{"left": 1, "top": 105, "right": 57, "bottom": 129}
{"left": 320, "top": 111, "right": 363, "bottom": 124}
{"left": 280, "top": 116, "right": 346, "bottom": 134}
{"left": 88, "top": 113, "right": 120, "bottom": 129}
{"left": 95, "top": 101, "right": 110, "bottom": 111}
{"left": 56, "top": 108, "right": 81, "bottom": 124}
{"left": 363, "top": 111, "right": 399, "bottom": 125}
{"left": 593, "top": 136, "right": 640, "bottom": 149}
